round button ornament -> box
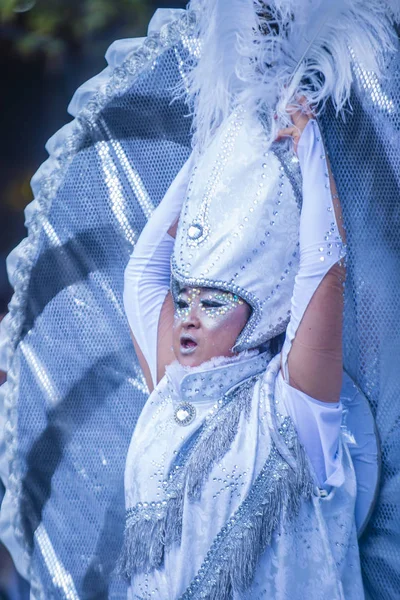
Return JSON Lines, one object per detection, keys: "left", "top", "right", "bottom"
{"left": 174, "top": 402, "right": 196, "bottom": 426}
{"left": 187, "top": 223, "right": 203, "bottom": 240}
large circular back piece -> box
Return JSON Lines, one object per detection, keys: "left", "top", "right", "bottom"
{"left": 340, "top": 372, "right": 380, "bottom": 538}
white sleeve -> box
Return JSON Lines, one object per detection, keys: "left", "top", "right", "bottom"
{"left": 123, "top": 153, "right": 195, "bottom": 387}
{"left": 276, "top": 371, "right": 344, "bottom": 488}
{"left": 281, "top": 119, "right": 346, "bottom": 378}
{"left": 279, "top": 119, "right": 346, "bottom": 488}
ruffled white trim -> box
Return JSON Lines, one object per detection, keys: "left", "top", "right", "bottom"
{"left": 0, "top": 7, "right": 195, "bottom": 594}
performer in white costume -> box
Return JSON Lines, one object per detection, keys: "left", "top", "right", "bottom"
{"left": 0, "top": 1, "right": 398, "bottom": 599}
{"left": 121, "top": 102, "right": 362, "bottom": 597}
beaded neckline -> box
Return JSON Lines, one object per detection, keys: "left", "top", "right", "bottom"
{"left": 165, "top": 349, "right": 272, "bottom": 403}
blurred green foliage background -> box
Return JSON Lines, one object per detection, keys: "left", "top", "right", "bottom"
{"left": 1, "top": 0, "right": 153, "bottom": 58}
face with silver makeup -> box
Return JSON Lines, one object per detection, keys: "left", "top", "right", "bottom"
{"left": 172, "top": 287, "right": 252, "bottom": 367}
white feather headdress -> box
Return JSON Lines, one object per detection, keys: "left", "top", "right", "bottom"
{"left": 184, "top": 0, "right": 256, "bottom": 149}
{"left": 186, "top": 0, "right": 398, "bottom": 151}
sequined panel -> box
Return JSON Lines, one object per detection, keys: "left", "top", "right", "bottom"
{"left": 320, "top": 42, "right": 400, "bottom": 600}
{"left": 9, "top": 20, "right": 197, "bottom": 600}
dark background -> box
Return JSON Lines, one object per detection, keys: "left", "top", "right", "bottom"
{"left": 0, "top": 1, "right": 186, "bottom": 596}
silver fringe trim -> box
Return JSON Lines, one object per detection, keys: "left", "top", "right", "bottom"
{"left": 180, "top": 419, "right": 314, "bottom": 600}
{"left": 117, "top": 486, "right": 186, "bottom": 580}
{"left": 119, "top": 376, "right": 258, "bottom": 579}
{"left": 186, "top": 376, "right": 255, "bottom": 501}
{"left": 117, "top": 514, "right": 165, "bottom": 578}
{"left": 119, "top": 363, "right": 314, "bottom": 597}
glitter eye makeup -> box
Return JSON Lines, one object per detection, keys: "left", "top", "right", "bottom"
{"left": 175, "top": 287, "right": 201, "bottom": 319}
{"left": 175, "top": 299, "right": 189, "bottom": 319}
{"left": 200, "top": 291, "right": 244, "bottom": 319}
{"left": 174, "top": 288, "right": 244, "bottom": 320}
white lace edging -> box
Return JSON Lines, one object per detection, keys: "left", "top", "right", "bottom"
{"left": 0, "top": 7, "right": 196, "bottom": 597}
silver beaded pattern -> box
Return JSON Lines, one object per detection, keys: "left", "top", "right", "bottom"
{"left": 172, "top": 108, "right": 302, "bottom": 351}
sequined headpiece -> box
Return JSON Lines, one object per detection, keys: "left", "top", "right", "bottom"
{"left": 171, "top": 107, "right": 302, "bottom": 351}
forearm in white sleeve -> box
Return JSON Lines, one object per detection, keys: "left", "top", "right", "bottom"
{"left": 281, "top": 119, "right": 346, "bottom": 378}
{"left": 279, "top": 119, "right": 347, "bottom": 488}
{"left": 123, "top": 153, "right": 195, "bottom": 387}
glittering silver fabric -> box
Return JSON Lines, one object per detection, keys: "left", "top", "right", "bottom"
{"left": 1, "top": 7, "right": 399, "bottom": 600}
{"left": 320, "top": 42, "right": 400, "bottom": 600}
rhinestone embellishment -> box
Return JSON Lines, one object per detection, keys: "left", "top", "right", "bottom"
{"left": 188, "top": 223, "right": 203, "bottom": 240}
{"left": 174, "top": 402, "right": 196, "bottom": 426}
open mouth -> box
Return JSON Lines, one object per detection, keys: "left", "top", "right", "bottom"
{"left": 180, "top": 335, "right": 198, "bottom": 355}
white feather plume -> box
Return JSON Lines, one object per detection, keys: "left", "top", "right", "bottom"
{"left": 184, "top": 0, "right": 256, "bottom": 150}
{"left": 244, "top": 0, "right": 397, "bottom": 136}
{"left": 385, "top": 0, "right": 400, "bottom": 23}
{"left": 184, "top": 0, "right": 398, "bottom": 151}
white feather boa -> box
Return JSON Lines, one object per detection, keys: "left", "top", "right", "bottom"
{"left": 185, "top": 0, "right": 398, "bottom": 151}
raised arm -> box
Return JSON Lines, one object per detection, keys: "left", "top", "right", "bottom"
{"left": 123, "top": 154, "right": 195, "bottom": 392}
{"left": 280, "top": 114, "right": 346, "bottom": 403}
